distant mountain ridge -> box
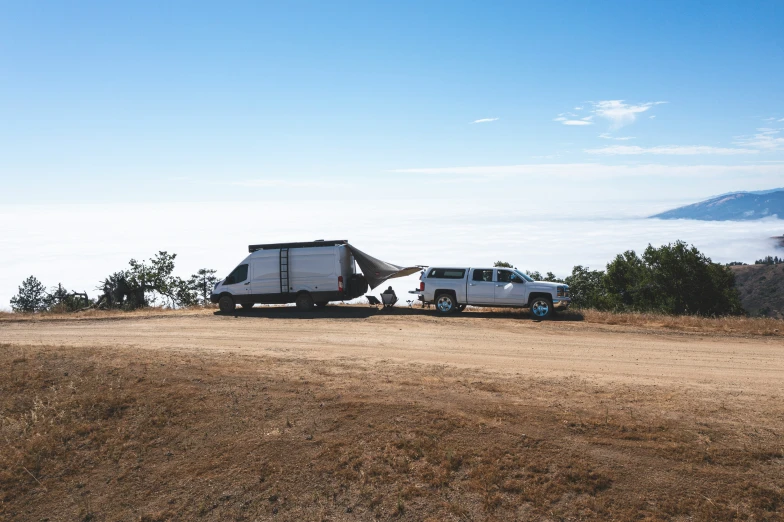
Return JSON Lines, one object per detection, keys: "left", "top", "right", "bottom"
{"left": 652, "top": 189, "right": 784, "bottom": 221}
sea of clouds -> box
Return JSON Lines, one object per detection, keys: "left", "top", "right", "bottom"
{"left": 1, "top": 199, "right": 782, "bottom": 310}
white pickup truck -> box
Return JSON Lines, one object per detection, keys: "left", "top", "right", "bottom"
{"left": 412, "top": 267, "right": 570, "bottom": 319}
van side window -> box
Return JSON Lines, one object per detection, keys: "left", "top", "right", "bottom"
{"left": 428, "top": 268, "right": 466, "bottom": 279}
{"left": 224, "top": 264, "right": 249, "bottom": 285}
{"left": 473, "top": 269, "right": 493, "bottom": 282}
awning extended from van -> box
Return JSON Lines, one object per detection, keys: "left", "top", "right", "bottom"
{"left": 347, "top": 244, "right": 422, "bottom": 289}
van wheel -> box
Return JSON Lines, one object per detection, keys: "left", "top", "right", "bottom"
{"left": 435, "top": 293, "right": 456, "bottom": 314}
{"left": 218, "top": 295, "right": 235, "bottom": 313}
{"left": 530, "top": 297, "right": 553, "bottom": 319}
{"left": 296, "top": 292, "right": 315, "bottom": 311}
{"left": 315, "top": 302, "right": 328, "bottom": 309}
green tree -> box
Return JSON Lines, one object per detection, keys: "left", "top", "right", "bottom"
{"left": 604, "top": 241, "right": 743, "bottom": 316}
{"left": 564, "top": 266, "right": 609, "bottom": 309}
{"left": 10, "top": 276, "right": 48, "bottom": 313}
{"left": 97, "top": 251, "right": 189, "bottom": 309}
{"left": 187, "top": 268, "right": 219, "bottom": 305}
{"left": 525, "top": 270, "right": 542, "bottom": 281}
{"left": 45, "top": 283, "right": 86, "bottom": 312}
{"left": 493, "top": 261, "right": 514, "bottom": 268}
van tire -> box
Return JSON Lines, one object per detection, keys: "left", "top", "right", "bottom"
{"left": 296, "top": 292, "right": 315, "bottom": 311}
{"left": 529, "top": 296, "right": 553, "bottom": 320}
{"left": 218, "top": 295, "right": 235, "bottom": 314}
{"left": 435, "top": 293, "right": 457, "bottom": 314}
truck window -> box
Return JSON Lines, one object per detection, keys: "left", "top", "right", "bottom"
{"left": 428, "top": 268, "right": 466, "bottom": 279}
{"left": 224, "top": 264, "right": 249, "bottom": 285}
{"left": 472, "top": 269, "right": 493, "bottom": 282}
{"left": 497, "top": 270, "right": 524, "bottom": 283}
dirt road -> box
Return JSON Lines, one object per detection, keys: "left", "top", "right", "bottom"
{"left": 2, "top": 308, "right": 783, "bottom": 520}
{"left": 1, "top": 307, "right": 781, "bottom": 392}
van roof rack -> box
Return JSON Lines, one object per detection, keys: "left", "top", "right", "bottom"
{"left": 248, "top": 239, "right": 348, "bottom": 253}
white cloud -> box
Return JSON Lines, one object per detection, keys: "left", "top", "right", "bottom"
{"left": 472, "top": 117, "right": 499, "bottom": 124}
{"left": 390, "top": 162, "right": 783, "bottom": 179}
{"left": 649, "top": 115, "right": 656, "bottom": 119}
{"left": 735, "top": 128, "right": 784, "bottom": 151}
{"left": 593, "top": 100, "right": 666, "bottom": 129}
{"left": 555, "top": 100, "right": 664, "bottom": 128}
{"left": 563, "top": 120, "right": 593, "bottom": 126}
{"left": 229, "top": 179, "right": 347, "bottom": 188}
{"left": 585, "top": 145, "right": 759, "bottom": 156}
{"left": 599, "top": 133, "right": 635, "bottom": 140}
{"left": 779, "top": 118, "right": 784, "bottom": 122}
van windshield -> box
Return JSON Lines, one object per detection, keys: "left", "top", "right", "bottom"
{"left": 515, "top": 270, "right": 535, "bottom": 282}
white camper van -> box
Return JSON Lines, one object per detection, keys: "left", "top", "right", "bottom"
{"left": 210, "top": 240, "right": 369, "bottom": 313}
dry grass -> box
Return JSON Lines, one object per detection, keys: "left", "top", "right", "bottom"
{"left": 0, "top": 306, "right": 215, "bottom": 323}
{"left": 3, "top": 304, "right": 782, "bottom": 337}
{"left": 577, "top": 309, "right": 784, "bottom": 336}
{"left": 1, "top": 343, "right": 782, "bottom": 521}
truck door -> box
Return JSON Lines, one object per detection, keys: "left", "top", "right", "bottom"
{"left": 222, "top": 263, "right": 251, "bottom": 304}
{"left": 494, "top": 269, "right": 527, "bottom": 306}
{"left": 468, "top": 268, "right": 495, "bottom": 304}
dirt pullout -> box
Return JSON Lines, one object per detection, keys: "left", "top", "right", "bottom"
{"left": 1, "top": 310, "right": 783, "bottom": 520}
{"left": 1, "top": 309, "right": 782, "bottom": 392}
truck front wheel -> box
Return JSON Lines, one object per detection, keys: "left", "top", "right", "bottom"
{"left": 435, "top": 293, "right": 457, "bottom": 314}
{"left": 530, "top": 297, "right": 553, "bottom": 320}
{"left": 218, "top": 295, "right": 235, "bottom": 314}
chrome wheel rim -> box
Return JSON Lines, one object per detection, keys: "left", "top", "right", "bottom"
{"left": 437, "top": 296, "right": 454, "bottom": 312}
{"left": 531, "top": 299, "right": 550, "bottom": 317}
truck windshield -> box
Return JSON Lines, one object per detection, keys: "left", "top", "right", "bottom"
{"left": 515, "top": 270, "right": 535, "bottom": 282}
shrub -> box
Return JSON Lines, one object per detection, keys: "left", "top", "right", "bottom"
{"left": 10, "top": 276, "right": 48, "bottom": 313}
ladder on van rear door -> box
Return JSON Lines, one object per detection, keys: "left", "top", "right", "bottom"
{"left": 280, "top": 248, "right": 290, "bottom": 293}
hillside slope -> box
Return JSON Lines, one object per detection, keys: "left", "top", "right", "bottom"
{"left": 652, "top": 190, "right": 784, "bottom": 220}
{"left": 731, "top": 263, "right": 784, "bottom": 318}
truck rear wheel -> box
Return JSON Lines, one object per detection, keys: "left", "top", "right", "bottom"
{"left": 530, "top": 296, "right": 553, "bottom": 320}
{"left": 435, "top": 293, "right": 457, "bottom": 314}
{"left": 296, "top": 292, "right": 315, "bottom": 311}
{"left": 218, "top": 295, "right": 235, "bottom": 314}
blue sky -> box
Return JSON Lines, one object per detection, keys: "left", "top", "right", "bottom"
{"left": 2, "top": 1, "right": 784, "bottom": 308}
{"left": 1, "top": 0, "right": 783, "bottom": 204}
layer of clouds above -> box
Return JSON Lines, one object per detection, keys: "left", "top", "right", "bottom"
{"left": 391, "top": 162, "right": 782, "bottom": 178}
{"left": 472, "top": 117, "right": 499, "bottom": 124}
{"left": 585, "top": 145, "right": 759, "bottom": 155}
{"left": 734, "top": 128, "right": 784, "bottom": 151}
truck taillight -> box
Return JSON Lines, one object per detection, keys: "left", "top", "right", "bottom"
{"left": 420, "top": 281, "right": 425, "bottom": 291}
{"left": 338, "top": 276, "right": 344, "bottom": 292}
